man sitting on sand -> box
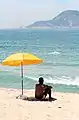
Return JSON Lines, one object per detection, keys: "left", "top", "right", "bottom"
{"left": 35, "top": 77, "right": 53, "bottom": 100}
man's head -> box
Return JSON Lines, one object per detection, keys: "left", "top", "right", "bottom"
{"left": 39, "top": 77, "right": 44, "bottom": 85}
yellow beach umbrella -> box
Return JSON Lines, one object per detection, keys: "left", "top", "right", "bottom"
{"left": 2, "top": 53, "right": 43, "bottom": 95}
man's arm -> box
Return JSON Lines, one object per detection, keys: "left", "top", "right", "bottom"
{"left": 43, "top": 84, "right": 52, "bottom": 89}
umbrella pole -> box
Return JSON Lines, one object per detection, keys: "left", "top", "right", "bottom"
{"left": 21, "top": 63, "right": 23, "bottom": 95}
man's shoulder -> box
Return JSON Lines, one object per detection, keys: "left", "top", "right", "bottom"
{"left": 35, "top": 84, "right": 39, "bottom": 86}
{"left": 35, "top": 84, "right": 45, "bottom": 87}
{"left": 35, "top": 84, "right": 40, "bottom": 87}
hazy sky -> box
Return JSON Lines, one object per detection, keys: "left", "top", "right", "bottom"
{"left": 0, "top": 0, "right": 79, "bottom": 28}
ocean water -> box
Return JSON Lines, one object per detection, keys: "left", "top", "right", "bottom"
{"left": 0, "top": 28, "right": 79, "bottom": 93}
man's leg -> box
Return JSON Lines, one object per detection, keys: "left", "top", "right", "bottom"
{"left": 44, "top": 87, "right": 52, "bottom": 99}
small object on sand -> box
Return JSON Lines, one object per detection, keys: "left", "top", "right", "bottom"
{"left": 16, "top": 94, "right": 28, "bottom": 100}
{"left": 58, "top": 106, "right": 62, "bottom": 108}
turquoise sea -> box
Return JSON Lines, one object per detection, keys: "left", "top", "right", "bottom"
{"left": 0, "top": 28, "right": 79, "bottom": 93}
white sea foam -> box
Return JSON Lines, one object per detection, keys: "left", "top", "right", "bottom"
{"left": 25, "top": 76, "right": 38, "bottom": 81}
{"left": 48, "top": 51, "right": 60, "bottom": 55}
{"left": 43, "top": 76, "right": 79, "bottom": 86}
{"left": 26, "top": 75, "right": 79, "bottom": 86}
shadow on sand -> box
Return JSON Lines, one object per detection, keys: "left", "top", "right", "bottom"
{"left": 27, "top": 97, "right": 57, "bottom": 102}
{"left": 16, "top": 95, "right": 57, "bottom": 102}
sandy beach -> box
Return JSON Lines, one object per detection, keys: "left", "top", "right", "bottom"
{"left": 0, "top": 88, "right": 79, "bottom": 120}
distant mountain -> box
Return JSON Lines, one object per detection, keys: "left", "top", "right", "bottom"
{"left": 26, "top": 10, "right": 79, "bottom": 28}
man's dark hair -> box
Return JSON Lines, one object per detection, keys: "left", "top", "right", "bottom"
{"left": 39, "top": 77, "right": 44, "bottom": 85}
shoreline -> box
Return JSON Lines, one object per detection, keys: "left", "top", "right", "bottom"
{"left": 0, "top": 86, "right": 79, "bottom": 94}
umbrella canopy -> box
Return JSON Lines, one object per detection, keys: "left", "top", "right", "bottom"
{"left": 2, "top": 53, "right": 43, "bottom": 66}
{"left": 2, "top": 53, "right": 43, "bottom": 95}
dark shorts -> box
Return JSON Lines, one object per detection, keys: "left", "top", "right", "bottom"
{"left": 35, "top": 95, "right": 43, "bottom": 100}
